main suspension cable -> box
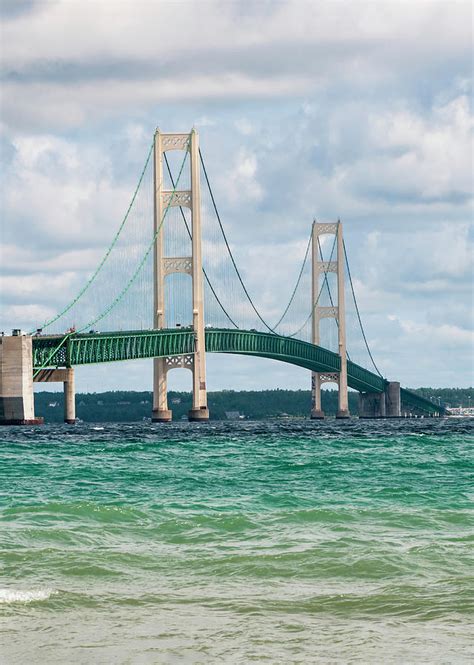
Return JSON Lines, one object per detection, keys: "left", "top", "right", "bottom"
{"left": 288, "top": 232, "right": 338, "bottom": 338}
{"left": 33, "top": 141, "right": 154, "bottom": 335}
{"left": 199, "top": 149, "right": 276, "bottom": 333}
{"left": 163, "top": 153, "right": 239, "bottom": 329}
{"left": 272, "top": 228, "right": 312, "bottom": 330}
{"left": 33, "top": 137, "right": 190, "bottom": 378}
{"left": 343, "top": 238, "right": 382, "bottom": 376}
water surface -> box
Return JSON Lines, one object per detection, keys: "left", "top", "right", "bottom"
{"left": 1, "top": 419, "right": 473, "bottom": 663}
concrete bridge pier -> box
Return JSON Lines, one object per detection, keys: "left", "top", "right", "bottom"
{"left": 63, "top": 369, "right": 76, "bottom": 424}
{"left": 188, "top": 406, "right": 210, "bottom": 421}
{"left": 152, "top": 357, "right": 172, "bottom": 422}
{"left": 359, "top": 391, "right": 386, "bottom": 418}
{"left": 310, "top": 372, "right": 325, "bottom": 419}
{"left": 385, "top": 381, "right": 401, "bottom": 418}
{"left": 359, "top": 382, "right": 401, "bottom": 418}
{"left": 152, "top": 409, "right": 173, "bottom": 422}
{"left": 0, "top": 333, "right": 43, "bottom": 425}
{"left": 34, "top": 367, "right": 76, "bottom": 423}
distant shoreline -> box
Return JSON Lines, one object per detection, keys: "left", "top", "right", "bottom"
{"left": 33, "top": 387, "right": 472, "bottom": 423}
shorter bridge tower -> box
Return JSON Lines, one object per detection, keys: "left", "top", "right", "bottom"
{"left": 311, "top": 220, "right": 350, "bottom": 419}
{"left": 152, "top": 129, "right": 209, "bottom": 422}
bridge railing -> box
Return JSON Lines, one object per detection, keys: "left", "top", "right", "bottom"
{"left": 346, "top": 360, "right": 386, "bottom": 394}
{"left": 32, "top": 328, "right": 446, "bottom": 415}
{"left": 400, "top": 388, "right": 447, "bottom": 415}
{"left": 204, "top": 328, "right": 342, "bottom": 374}
{"left": 33, "top": 328, "right": 387, "bottom": 395}
{"left": 33, "top": 329, "right": 196, "bottom": 368}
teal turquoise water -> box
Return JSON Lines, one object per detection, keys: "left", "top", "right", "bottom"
{"left": 0, "top": 419, "right": 473, "bottom": 663}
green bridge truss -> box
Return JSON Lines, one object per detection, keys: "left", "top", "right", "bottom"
{"left": 32, "top": 328, "right": 443, "bottom": 415}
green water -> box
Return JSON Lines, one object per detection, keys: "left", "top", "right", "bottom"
{"left": 1, "top": 419, "right": 473, "bottom": 663}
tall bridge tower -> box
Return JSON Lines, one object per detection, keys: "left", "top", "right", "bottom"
{"left": 152, "top": 129, "right": 209, "bottom": 422}
{"left": 311, "top": 220, "right": 350, "bottom": 419}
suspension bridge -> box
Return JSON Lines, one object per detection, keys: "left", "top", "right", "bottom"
{"left": 0, "top": 129, "right": 444, "bottom": 424}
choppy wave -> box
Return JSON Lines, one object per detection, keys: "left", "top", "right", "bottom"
{"left": 0, "top": 418, "right": 472, "bottom": 662}
{"left": 0, "top": 588, "right": 57, "bottom": 604}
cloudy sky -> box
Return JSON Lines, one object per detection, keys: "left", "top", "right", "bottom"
{"left": 1, "top": 0, "right": 472, "bottom": 394}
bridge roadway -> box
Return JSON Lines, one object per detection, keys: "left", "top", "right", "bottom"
{"left": 32, "top": 328, "right": 442, "bottom": 415}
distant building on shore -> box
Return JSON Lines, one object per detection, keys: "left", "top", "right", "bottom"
{"left": 225, "top": 411, "right": 245, "bottom": 420}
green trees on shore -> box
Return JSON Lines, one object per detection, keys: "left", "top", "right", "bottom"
{"left": 33, "top": 387, "right": 472, "bottom": 423}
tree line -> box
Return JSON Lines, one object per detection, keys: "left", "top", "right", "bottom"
{"left": 33, "top": 387, "right": 473, "bottom": 423}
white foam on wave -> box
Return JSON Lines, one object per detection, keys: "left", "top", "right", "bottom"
{"left": 92, "top": 427, "right": 105, "bottom": 431}
{"left": 0, "top": 588, "right": 57, "bottom": 604}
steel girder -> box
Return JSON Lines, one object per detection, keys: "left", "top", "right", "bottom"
{"left": 204, "top": 329, "right": 387, "bottom": 394}
{"left": 32, "top": 328, "right": 443, "bottom": 414}
{"left": 33, "top": 329, "right": 195, "bottom": 368}
{"left": 399, "top": 388, "right": 444, "bottom": 416}
{"left": 33, "top": 328, "right": 386, "bottom": 393}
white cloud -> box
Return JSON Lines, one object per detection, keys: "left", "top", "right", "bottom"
{"left": 1, "top": 75, "right": 314, "bottom": 132}
{"left": 220, "top": 148, "right": 264, "bottom": 204}
{"left": 2, "top": 129, "right": 153, "bottom": 250}
{"left": 235, "top": 118, "right": 255, "bottom": 136}
{"left": 0, "top": 244, "right": 104, "bottom": 275}
{"left": 2, "top": 1, "right": 470, "bottom": 69}
{"left": 358, "top": 223, "right": 473, "bottom": 290}
{"left": 395, "top": 316, "right": 473, "bottom": 346}
{"left": 1, "top": 0, "right": 472, "bottom": 389}
{"left": 357, "top": 95, "right": 473, "bottom": 201}
{"left": 1, "top": 1, "right": 471, "bottom": 131}
{"left": 0, "top": 304, "right": 56, "bottom": 333}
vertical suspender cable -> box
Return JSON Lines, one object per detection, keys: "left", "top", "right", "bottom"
{"left": 272, "top": 229, "right": 312, "bottom": 330}
{"left": 343, "top": 238, "right": 382, "bottom": 376}
{"left": 199, "top": 149, "right": 276, "bottom": 333}
{"left": 163, "top": 153, "right": 239, "bottom": 328}
{"left": 316, "top": 234, "right": 351, "bottom": 361}
{"left": 33, "top": 139, "right": 190, "bottom": 378}
{"left": 33, "top": 141, "right": 154, "bottom": 334}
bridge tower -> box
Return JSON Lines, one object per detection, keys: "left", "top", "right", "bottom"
{"left": 152, "top": 129, "right": 209, "bottom": 422}
{"left": 311, "top": 220, "right": 350, "bottom": 419}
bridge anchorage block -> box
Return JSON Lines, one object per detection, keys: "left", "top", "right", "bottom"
{"left": 152, "top": 409, "right": 172, "bottom": 423}
{"left": 0, "top": 333, "right": 43, "bottom": 426}
{"left": 310, "top": 409, "right": 325, "bottom": 420}
{"left": 188, "top": 407, "right": 210, "bottom": 422}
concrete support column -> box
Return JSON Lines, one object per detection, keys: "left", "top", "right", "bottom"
{"left": 385, "top": 381, "right": 401, "bottom": 418}
{"left": 310, "top": 223, "right": 325, "bottom": 420}
{"left": 359, "top": 391, "right": 386, "bottom": 418}
{"left": 0, "top": 334, "right": 43, "bottom": 425}
{"left": 311, "top": 223, "right": 324, "bottom": 420}
{"left": 188, "top": 130, "right": 209, "bottom": 422}
{"left": 152, "top": 358, "right": 172, "bottom": 422}
{"left": 34, "top": 367, "right": 78, "bottom": 424}
{"left": 336, "top": 222, "right": 349, "bottom": 419}
{"left": 152, "top": 130, "right": 171, "bottom": 423}
{"left": 63, "top": 368, "right": 76, "bottom": 424}
{"left": 311, "top": 371, "right": 325, "bottom": 419}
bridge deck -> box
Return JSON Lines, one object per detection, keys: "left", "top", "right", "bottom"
{"left": 32, "top": 328, "right": 442, "bottom": 415}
